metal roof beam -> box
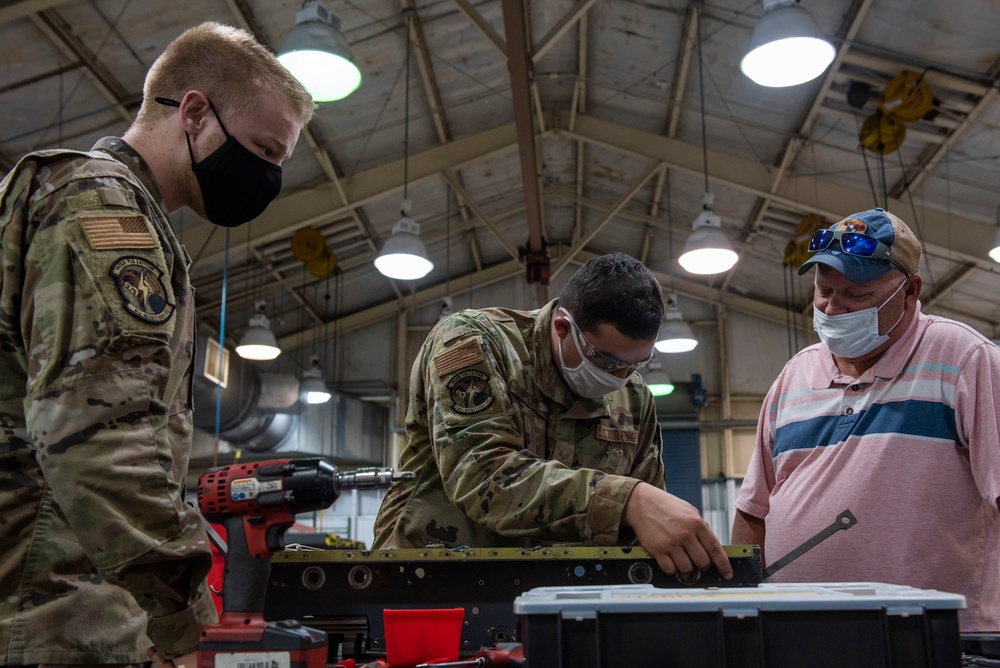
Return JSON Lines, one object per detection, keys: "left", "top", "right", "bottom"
{"left": 553, "top": 110, "right": 998, "bottom": 270}
{"left": 501, "top": 0, "right": 547, "bottom": 306}
{"left": 0, "top": 0, "right": 70, "bottom": 25}
{"left": 649, "top": 2, "right": 698, "bottom": 219}
{"left": 531, "top": 0, "right": 596, "bottom": 63}
{"left": 30, "top": 9, "right": 134, "bottom": 124}
{"left": 735, "top": 0, "right": 874, "bottom": 246}
{"left": 453, "top": 0, "right": 506, "bottom": 55}
{"left": 188, "top": 120, "right": 521, "bottom": 267}
{"left": 276, "top": 259, "right": 525, "bottom": 355}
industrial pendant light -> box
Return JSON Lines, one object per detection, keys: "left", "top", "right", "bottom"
{"left": 277, "top": 0, "right": 362, "bottom": 102}
{"left": 374, "top": 206, "right": 433, "bottom": 280}
{"left": 655, "top": 292, "right": 698, "bottom": 354}
{"left": 990, "top": 226, "right": 1000, "bottom": 263}
{"left": 301, "top": 355, "right": 332, "bottom": 404}
{"left": 679, "top": 20, "right": 738, "bottom": 276}
{"left": 236, "top": 300, "right": 281, "bottom": 361}
{"left": 740, "top": 0, "right": 835, "bottom": 88}
{"left": 679, "top": 193, "right": 738, "bottom": 274}
{"left": 642, "top": 356, "right": 675, "bottom": 397}
{"left": 374, "top": 8, "right": 434, "bottom": 281}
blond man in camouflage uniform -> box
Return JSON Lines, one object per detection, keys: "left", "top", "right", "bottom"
{"left": 0, "top": 23, "right": 312, "bottom": 668}
{"left": 374, "top": 253, "right": 733, "bottom": 580}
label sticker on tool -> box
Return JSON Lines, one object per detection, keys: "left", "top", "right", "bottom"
{"left": 213, "top": 651, "right": 290, "bottom": 668}
{"left": 230, "top": 477, "right": 283, "bottom": 501}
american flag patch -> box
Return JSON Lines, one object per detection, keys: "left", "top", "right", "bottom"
{"left": 434, "top": 339, "right": 484, "bottom": 376}
{"left": 82, "top": 216, "right": 156, "bottom": 250}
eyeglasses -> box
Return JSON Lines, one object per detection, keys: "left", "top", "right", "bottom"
{"left": 808, "top": 228, "right": 910, "bottom": 276}
{"left": 563, "top": 310, "right": 653, "bottom": 374}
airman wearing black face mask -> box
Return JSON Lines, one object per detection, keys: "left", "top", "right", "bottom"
{"left": 0, "top": 22, "right": 314, "bottom": 668}
{"left": 155, "top": 96, "right": 282, "bottom": 227}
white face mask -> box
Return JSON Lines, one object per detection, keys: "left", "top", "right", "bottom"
{"left": 813, "top": 278, "right": 908, "bottom": 359}
{"left": 556, "top": 313, "right": 631, "bottom": 399}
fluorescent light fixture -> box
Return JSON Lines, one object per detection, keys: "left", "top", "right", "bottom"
{"left": 740, "top": 0, "right": 835, "bottom": 88}
{"left": 655, "top": 293, "right": 698, "bottom": 354}
{"left": 277, "top": 1, "right": 362, "bottom": 102}
{"left": 374, "top": 216, "right": 434, "bottom": 280}
{"left": 236, "top": 301, "right": 281, "bottom": 361}
{"left": 643, "top": 357, "right": 675, "bottom": 397}
{"left": 301, "top": 356, "right": 331, "bottom": 404}
{"left": 679, "top": 193, "right": 738, "bottom": 275}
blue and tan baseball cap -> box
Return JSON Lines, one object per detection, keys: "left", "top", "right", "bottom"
{"left": 797, "top": 208, "right": 922, "bottom": 283}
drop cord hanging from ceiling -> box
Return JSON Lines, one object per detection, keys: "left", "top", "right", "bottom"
{"left": 373, "top": 8, "right": 433, "bottom": 280}
{"left": 786, "top": 156, "right": 799, "bottom": 359}
{"left": 697, "top": 18, "right": 710, "bottom": 197}
{"left": 403, "top": 7, "right": 411, "bottom": 209}
{"left": 853, "top": 111, "right": 882, "bottom": 209}
{"left": 234, "top": 223, "right": 253, "bottom": 455}
{"left": 446, "top": 183, "right": 452, "bottom": 307}
{"left": 894, "top": 148, "right": 934, "bottom": 284}
{"left": 331, "top": 271, "right": 344, "bottom": 459}
{"left": 878, "top": 131, "right": 888, "bottom": 208}
{"left": 297, "top": 265, "right": 307, "bottom": 452}
{"left": 212, "top": 228, "right": 231, "bottom": 468}
{"left": 873, "top": 107, "right": 888, "bottom": 207}
{"left": 439, "top": 182, "right": 454, "bottom": 321}
{"left": 677, "top": 11, "right": 738, "bottom": 276}
{"left": 335, "top": 269, "right": 343, "bottom": 385}
{"left": 321, "top": 271, "right": 331, "bottom": 456}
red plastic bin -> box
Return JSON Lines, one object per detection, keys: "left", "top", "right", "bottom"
{"left": 383, "top": 607, "right": 465, "bottom": 667}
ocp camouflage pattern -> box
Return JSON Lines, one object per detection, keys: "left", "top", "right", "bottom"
{"left": 373, "top": 301, "right": 665, "bottom": 549}
{"left": 0, "top": 138, "right": 217, "bottom": 664}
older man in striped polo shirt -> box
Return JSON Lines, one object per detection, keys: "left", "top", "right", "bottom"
{"left": 733, "top": 208, "right": 1000, "bottom": 632}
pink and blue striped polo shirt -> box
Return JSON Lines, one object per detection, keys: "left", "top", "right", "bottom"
{"left": 737, "top": 305, "right": 1000, "bottom": 631}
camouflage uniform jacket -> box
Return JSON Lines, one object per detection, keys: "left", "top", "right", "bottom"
{"left": 372, "top": 301, "right": 665, "bottom": 549}
{"left": 0, "top": 138, "right": 218, "bottom": 664}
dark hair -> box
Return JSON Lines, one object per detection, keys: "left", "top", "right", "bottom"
{"left": 559, "top": 253, "right": 664, "bottom": 340}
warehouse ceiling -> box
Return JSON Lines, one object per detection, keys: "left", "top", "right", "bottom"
{"left": 3, "top": 0, "right": 1000, "bottom": 376}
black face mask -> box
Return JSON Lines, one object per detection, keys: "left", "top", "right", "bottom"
{"left": 156, "top": 96, "right": 282, "bottom": 227}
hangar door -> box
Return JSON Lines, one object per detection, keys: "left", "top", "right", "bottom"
{"left": 661, "top": 417, "right": 702, "bottom": 514}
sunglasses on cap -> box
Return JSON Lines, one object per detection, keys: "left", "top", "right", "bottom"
{"left": 808, "top": 228, "right": 910, "bottom": 276}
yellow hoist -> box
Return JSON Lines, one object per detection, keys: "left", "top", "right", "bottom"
{"left": 859, "top": 70, "right": 935, "bottom": 155}
{"left": 290, "top": 227, "right": 338, "bottom": 278}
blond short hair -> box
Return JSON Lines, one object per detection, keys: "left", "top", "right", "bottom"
{"left": 135, "top": 22, "right": 313, "bottom": 125}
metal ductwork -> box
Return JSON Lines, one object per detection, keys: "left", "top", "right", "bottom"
{"left": 192, "top": 336, "right": 301, "bottom": 453}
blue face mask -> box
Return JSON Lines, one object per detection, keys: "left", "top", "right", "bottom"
{"left": 813, "top": 278, "right": 907, "bottom": 358}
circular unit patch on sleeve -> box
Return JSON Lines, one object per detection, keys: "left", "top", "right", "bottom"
{"left": 109, "top": 256, "right": 175, "bottom": 324}
{"left": 446, "top": 369, "right": 495, "bottom": 414}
